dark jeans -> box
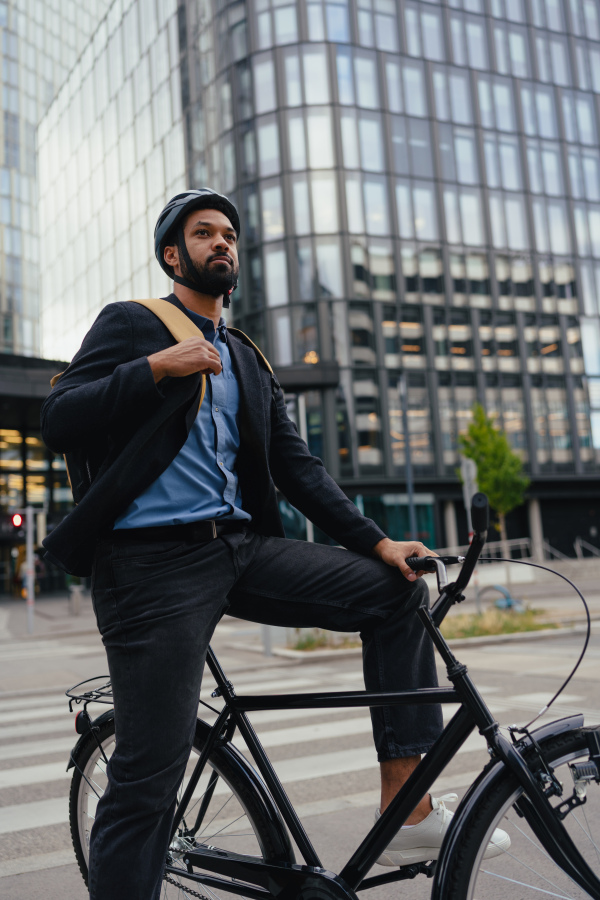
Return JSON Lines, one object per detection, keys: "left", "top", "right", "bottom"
{"left": 88, "top": 530, "right": 443, "bottom": 900}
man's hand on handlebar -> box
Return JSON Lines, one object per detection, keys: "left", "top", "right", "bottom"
{"left": 372, "top": 538, "right": 438, "bottom": 582}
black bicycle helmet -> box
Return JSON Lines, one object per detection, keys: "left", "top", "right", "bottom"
{"left": 154, "top": 188, "right": 241, "bottom": 304}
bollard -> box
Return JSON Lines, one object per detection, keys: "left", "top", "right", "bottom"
{"left": 69, "top": 583, "right": 83, "bottom": 616}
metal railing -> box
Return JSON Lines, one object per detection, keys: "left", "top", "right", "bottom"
{"left": 574, "top": 536, "right": 600, "bottom": 559}
{"left": 435, "top": 537, "right": 532, "bottom": 563}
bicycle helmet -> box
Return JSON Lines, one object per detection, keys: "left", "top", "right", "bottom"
{"left": 154, "top": 188, "right": 241, "bottom": 306}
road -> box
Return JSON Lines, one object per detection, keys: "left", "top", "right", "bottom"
{"left": 0, "top": 606, "right": 599, "bottom": 900}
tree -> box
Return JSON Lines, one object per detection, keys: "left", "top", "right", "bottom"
{"left": 459, "top": 404, "right": 530, "bottom": 547}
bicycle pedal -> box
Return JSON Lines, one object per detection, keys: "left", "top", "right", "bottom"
{"left": 570, "top": 760, "right": 599, "bottom": 783}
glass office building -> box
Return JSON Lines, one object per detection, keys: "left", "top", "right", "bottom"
{"left": 0, "top": 1, "right": 110, "bottom": 591}
{"left": 37, "top": 0, "right": 185, "bottom": 361}
{"left": 39, "top": 0, "right": 600, "bottom": 553}
{"left": 0, "top": 0, "right": 109, "bottom": 357}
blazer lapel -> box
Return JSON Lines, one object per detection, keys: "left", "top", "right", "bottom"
{"left": 228, "top": 335, "right": 266, "bottom": 453}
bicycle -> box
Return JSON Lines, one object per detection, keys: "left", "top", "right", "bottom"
{"left": 65, "top": 493, "right": 600, "bottom": 899}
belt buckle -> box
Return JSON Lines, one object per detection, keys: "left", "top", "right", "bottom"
{"left": 210, "top": 520, "right": 217, "bottom": 539}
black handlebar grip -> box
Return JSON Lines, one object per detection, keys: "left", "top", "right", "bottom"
{"left": 471, "top": 492, "right": 489, "bottom": 533}
{"left": 405, "top": 556, "right": 438, "bottom": 573}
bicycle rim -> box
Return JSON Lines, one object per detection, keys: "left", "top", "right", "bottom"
{"left": 444, "top": 729, "right": 600, "bottom": 900}
{"left": 71, "top": 719, "right": 289, "bottom": 900}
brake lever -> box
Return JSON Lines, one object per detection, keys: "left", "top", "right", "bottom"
{"left": 405, "top": 556, "right": 466, "bottom": 592}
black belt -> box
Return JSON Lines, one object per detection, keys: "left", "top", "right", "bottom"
{"left": 110, "top": 520, "right": 248, "bottom": 543}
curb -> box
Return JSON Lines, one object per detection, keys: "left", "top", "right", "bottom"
{"left": 228, "top": 621, "right": 596, "bottom": 661}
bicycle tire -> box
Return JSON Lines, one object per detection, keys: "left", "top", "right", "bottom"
{"left": 69, "top": 713, "right": 294, "bottom": 897}
{"left": 436, "top": 727, "right": 600, "bottom": 900}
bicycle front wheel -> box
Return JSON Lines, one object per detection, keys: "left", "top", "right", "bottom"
{"left": 438, "top": 727, "right": 600, "bottom": 900}
{"left": 69, "top": 714, "right": 294, "bottom": 899}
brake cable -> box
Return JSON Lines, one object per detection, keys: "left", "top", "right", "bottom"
{"left": 478, "top": 556, "right": 591, "bottom": 731}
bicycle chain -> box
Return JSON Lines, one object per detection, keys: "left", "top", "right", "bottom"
{"left": 163, "top": 872, "right": 212, "bottom": 900}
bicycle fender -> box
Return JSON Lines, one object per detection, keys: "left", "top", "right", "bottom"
{"left": 194, "top": 718, "right": 296, "bottom": 864}
{"left": 431, "top": 713, "right": 584, "bottom": 900}
{"left": 66, "top": 709, "right": 114, "bottom": 771}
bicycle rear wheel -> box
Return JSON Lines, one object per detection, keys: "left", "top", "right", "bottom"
{"left": 437, "top": 727, "right": 600, "bottom": 899}
{"left": 69, "top": 714, "right": 294, "bottom": 899}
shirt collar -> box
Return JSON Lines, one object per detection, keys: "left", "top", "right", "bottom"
{"left": 184, "top": 307, "right": 228, "bottom": 343}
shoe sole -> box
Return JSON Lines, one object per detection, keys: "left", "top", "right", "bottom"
{"left": 376, "top": 835, "right": 511, "bottom": 867}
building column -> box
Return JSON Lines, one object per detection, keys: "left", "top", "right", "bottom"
{"left": 444, "top": 500, "right": 459, "bottom": 550}
{"left": 528, "top": 498, "right": 544, "bottom": 560}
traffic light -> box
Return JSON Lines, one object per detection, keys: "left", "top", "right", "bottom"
{"left": 12, "top": 512, "right": 23, "bottom": 529}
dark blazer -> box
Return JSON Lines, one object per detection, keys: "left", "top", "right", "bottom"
{"left": 41, "top": 295, "right": 386, "bottom": 576}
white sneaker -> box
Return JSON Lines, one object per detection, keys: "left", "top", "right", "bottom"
{"left": 375, "top": 793, "right": 511, "bottom": 866}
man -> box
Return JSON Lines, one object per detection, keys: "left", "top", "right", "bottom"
{"left": 41, "top": 189, "right": 507, "bottom": 900}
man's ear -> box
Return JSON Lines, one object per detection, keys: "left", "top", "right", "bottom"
{"left": 164, "top": 243, "right": 179, "bottom": 269}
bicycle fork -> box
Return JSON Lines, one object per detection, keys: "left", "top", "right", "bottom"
{"left": 420, "top": 602, "right": 600, "bottom": 899}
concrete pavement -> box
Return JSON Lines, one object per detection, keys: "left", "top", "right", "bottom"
{"left": 0, "top": 580, "right": 599, "bottom": 899}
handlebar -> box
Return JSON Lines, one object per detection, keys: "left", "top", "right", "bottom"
{"left": 427, "top": 492, "right": 489, "bottom": 627}
{"left": 405, "top": 555, "right": 464, "bottom": 572}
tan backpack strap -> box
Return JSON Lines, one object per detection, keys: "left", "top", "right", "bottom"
{"left": 49, "top": 299, "right": 209, "bottom": 407}
{"left": 129, "top": 299, "right": 207, "bottom": 343}
{"left": 227, "top": 326, "right": 274, "bottom": 374}
{"left": 129, "top": 299, "right": 207, "bottom": 411}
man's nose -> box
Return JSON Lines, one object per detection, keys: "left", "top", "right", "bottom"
{"left": 212, "top": 234, "right": 229, "bottom": 250}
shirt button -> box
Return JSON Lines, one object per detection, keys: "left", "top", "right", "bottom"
{"left": 215, "top": 407, "right": 219, "bottom": 412}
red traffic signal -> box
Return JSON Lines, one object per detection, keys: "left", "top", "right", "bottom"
{"left": 12, "top": 513, "right": 23, "bottom": 528}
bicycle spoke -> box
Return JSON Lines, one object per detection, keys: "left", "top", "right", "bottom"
{"left": 572, "top": 807, "right": 600, "bottom": 863}
{"left": 203, "top": 812, "right": 246, "bottom": 842}
{"left": 196, "top": 793, "right": 234, "bottom": 839}
{"left": 479, "top": 869, "right": 575, "bottom": 899}
{"left": 487, "top": 837, "right": 577, "bottom": 899}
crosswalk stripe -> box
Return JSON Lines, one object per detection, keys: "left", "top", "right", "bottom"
{"left": 0, "top": 718, "right": 80, "bottom": 740}
{"left": 0, "top": 797, "right": 68, "bottom": 835}
{"left": 0, "top": 733, "right": 488, "bottom": 836}
{"left": 0, "top": 705, "right": 86, "bottom": 725}
{"left": 0, "top": 762, "right": 71, "bottom": 790}
{"left": 0, "top": 768, "right": 487, "bottom": 878}
{"left": 0, "top": 695, "right": 72, "bottom": 713}
{"left": 0, "top": 729, "right": 487, "bottom": 794}
{"left": 0, "top": 736, "right": 74, "bottom": 761}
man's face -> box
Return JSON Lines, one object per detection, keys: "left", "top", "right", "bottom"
{"left": 164, "top": 207, "right": 239, "bottom": 297}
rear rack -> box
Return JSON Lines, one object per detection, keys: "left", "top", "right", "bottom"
{"left": 66, "top": 675, "right": 113, "bottom": 710}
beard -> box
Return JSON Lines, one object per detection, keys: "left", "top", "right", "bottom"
{"left": 180, "top": 246, "right": 239, "bottom": 297}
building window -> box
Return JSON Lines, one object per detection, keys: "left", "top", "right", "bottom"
{"left": 432, "top": 66, "right": 473, "bottom": 124}
{"left": 384, "top": 57, "right": 428, "bottom": 117}
{"left": 478, "top": 75, "right": 516, "bottom": 131}
{"left": 4, "top": 112, "right": 19, "bottom": 169}
{"left": 451, "top": 14, "right": 489, "bottom": 69}
{"left": 520, "top": 83, "right": 558, "bottom": 138}
{"left": 395, "top": 179, "right": 439, "bottom": 241}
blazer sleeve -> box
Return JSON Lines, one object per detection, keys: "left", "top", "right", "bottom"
{"left": 268, "top": 384, "right": 387, "bottom": 556}
{"left": 41, "top": 302, "right": 165, "bottom": 453}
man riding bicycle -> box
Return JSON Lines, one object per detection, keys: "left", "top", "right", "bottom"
{"left": 41, "top": 189, "right": 507, "bottom": 900}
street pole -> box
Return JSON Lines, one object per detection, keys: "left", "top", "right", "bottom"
{"left": 297, "top": 393, "right": 315, "bottom": 543}
{"left": 460, "top": 456, "right": 480, "bottom": 611}
{"left": 25, "top": 505, "right": 35, "bottom": 634}
{"left": 399, "top": 374, "right": 417, "bottom": 541}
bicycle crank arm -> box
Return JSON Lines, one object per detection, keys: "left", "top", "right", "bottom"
{"left": 496, "top": 732, "right": 600, "bottom": 898}
{"left": 178, "top": 848, "right": 359, "bottom": 900}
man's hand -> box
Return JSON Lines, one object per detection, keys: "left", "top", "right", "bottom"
{"left": 148, "top": 338, "right": 222, "bottom": 383}
{"left": 372, "top": 538, "right": 438, "bottom": 582}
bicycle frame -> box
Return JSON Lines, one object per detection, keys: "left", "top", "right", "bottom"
{"left": 166, "top": 597, "right": 600, "bottom": 900}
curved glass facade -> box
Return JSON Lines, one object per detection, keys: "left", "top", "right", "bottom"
{"left": 38, "top": 0, "right": 186, "bottom": 362}
{"left": 38, "top": 0, "right": 600, "bottom": 550}
{"left": 178, "top": 0, "right": 600, "bottom": 492}
{"left": 0, "top": 0, "right": 109, "bottom": 356}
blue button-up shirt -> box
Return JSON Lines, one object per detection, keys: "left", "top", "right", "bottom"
{"left": 114, "top": 310, "right": 252, "bottom": 528}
